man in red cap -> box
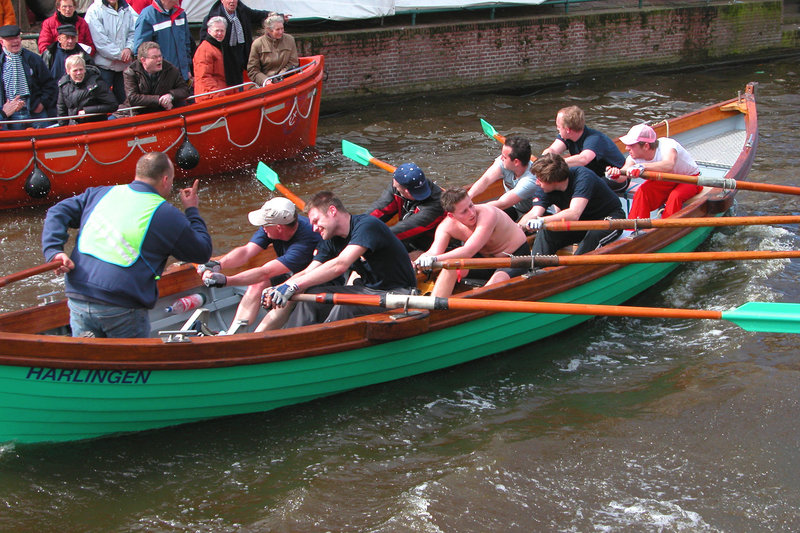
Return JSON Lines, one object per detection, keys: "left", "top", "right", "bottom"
{"left": 606, "top": 123, "right": 702, "bottom": 219}
{"left": 369, "top": 162, "right": 444, "bottom": 257}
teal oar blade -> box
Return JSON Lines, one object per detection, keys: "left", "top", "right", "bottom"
{"left": 342, "top": 139, "right": 373, "bottom": 167}
{"left": 480, "top": 118, "right": 498, "bottom": 140}
{"left": 721, "top": 302, "right": 800, "bottom": 334}
{"left": 256, "top": 161, "right": 279, "bottom": 191}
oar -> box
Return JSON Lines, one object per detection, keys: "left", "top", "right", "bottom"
{"left": 543, "top": 215, "right": 800, "bottom": 232}
{"left": 0, "top": 260, "right": 61, "bottom": 288}
{"left": 433, "top": 250, "right": 800, "bottom": 270}
{"left": 623, "top": 168, "right": 800, "bottom": 196}
{"left": 256, "top": 162, "right": 306, "bottom": 210}
{"left": 341, "top": 140, "right": 396, "bottom": 173}
{"left": 293, "top": 293, "right": 800, "bottom": 334}
{"left": 480, "top": 119, "right": 506, "bottom": 144}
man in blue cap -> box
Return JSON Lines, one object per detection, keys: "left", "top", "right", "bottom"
{"left": 369, "top": 162, "right": 444, "bottom": 257}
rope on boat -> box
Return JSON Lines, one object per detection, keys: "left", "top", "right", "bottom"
{"left": 3, "top": 88, "right": 316, "bottom": 179}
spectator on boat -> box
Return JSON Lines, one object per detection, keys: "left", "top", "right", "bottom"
{"left": 0, "top": 24, "right": 58, "bottom": 129}
{"left": 42, "top": 24, "right": 95, "bottom": 83}
{"left": 369, "top": 162, "right": 445, "bottom": 257}
{"left": 84, "top": 0, "right": 137, "bottom": 104}
{"left": 467, "top": 135, "right": 541, "bottom": 221}
{"left": 42, "top": 152, "right": 213, "bottom": 338}
{"left": 198, "top": 196, "right": 321, "bottom": 333}
{"left": 56, "top": 55, "right": 117, "bottom": 125}
{"left": 193, "top": 16, "right": 228, "bottom": 102}
{"left": 0, "top": 0, "right": 15, "bottom": 26}
{"left": 199, "top": 0, "right": 271, "bottom": 87}
{"left": 523, "top": 153, "right": 625, "bottom": 256}
{"left": 247, "top": 13, "right": 298, "bottom": 87}
{"left": 116, "top": 41, "right": 189, "bottom": 116}
{"left": 134, "top": 0, "right": 192, "bottom": 81}
{"left": 606, "top": 123, "right": 703, "bottom": 219}
{"left": 542, "top": 105, "right": 627, "bottom": 193}
{"left": 261, "top": 191, "right": 417, "bottom": 329}
{"left": 415, "top": 187, "right": 529, "bottom": 298}
{"left": 38, "top": 0, "right": 95, "bottom": 55}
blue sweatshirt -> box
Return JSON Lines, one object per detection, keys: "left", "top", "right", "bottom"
{"left": 42, "top": 181, "right": 212, "bottom": 309}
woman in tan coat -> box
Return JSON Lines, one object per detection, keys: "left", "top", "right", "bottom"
{"left": 246, "top": 13, "right": 298, "bottom": 87}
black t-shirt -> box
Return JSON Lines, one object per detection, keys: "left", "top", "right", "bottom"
{"left": 314, "top": 214, "right": 416, "bottom": 291}
{"left": 532, "top": 166, "right": 621, "bottom": 220}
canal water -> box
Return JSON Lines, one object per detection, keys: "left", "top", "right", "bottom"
{"left": 1, "top": 57, "right": 800, "bottom": 531}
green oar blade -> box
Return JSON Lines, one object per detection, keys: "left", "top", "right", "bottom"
{"left": 256, "top": 161, "right": 279, "bottom": 191}
{"left": 722, "top": 302, "right": 800, "bottom": 333}
{"left": 480, "top": 119, "right": 498, "bottom": 140}
{"left": 341, "top": 140, "right": 373, "bottom": 167}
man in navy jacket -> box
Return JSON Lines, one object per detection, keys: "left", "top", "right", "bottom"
{"left": 43, "top": 152, "right": 213, "bottom": 338}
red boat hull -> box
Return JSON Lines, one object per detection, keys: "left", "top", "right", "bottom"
{"left": 0, "top": 55, "right": 325, "bottom": 209}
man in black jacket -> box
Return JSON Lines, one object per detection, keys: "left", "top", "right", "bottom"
{"left": 369, "top": 162, "right": 445, "bottom": 257}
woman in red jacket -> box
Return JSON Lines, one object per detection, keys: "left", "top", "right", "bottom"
{"left": 193, "top": 16, "right": 228, "bottom": 102}
{"left": 38, "top": 0, "right": 95, "bottom": 54}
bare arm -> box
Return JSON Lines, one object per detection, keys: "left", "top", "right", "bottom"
{"left": 486, "top": 190, "right": 522, "bottom": 211}
{"left": 224, "top": 258, "right": 290, "bottom": 286}
{"left": 563, "top": 149, "right": 597, "bottom": 167}
{"left": 468, "top": 163, "right": 502, "bottom": 199}
{"left": 289, "top": 244, "right": 368, "bottom": 291}
{"left": 542, "top": 138, "right": 567, "bottom": 156}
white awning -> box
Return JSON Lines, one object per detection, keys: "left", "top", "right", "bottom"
{"left": 183, "top": 0, "right": 547, "bottom": 24}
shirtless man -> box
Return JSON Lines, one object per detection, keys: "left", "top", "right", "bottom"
{"left": 415, "top": 187, "right": 530, "bottom": 297}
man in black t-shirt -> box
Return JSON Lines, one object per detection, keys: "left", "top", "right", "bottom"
{"left": 262, "top": 191, "right": 417, "bottom": 328}
{"left": 522, "top": 153, "right": 625, "bottom": 256}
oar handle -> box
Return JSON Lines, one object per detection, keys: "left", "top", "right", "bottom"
{"left": 435, "top": 249, "right": 800, "bottom": 270}
{"left": 543, "top": 215, "right": 800, "bottom": 232}
{"left": 0, "top": 260, "right": 61, "bottom": 288}
{"left": 626, "top": 169, "right": 800, "bottom": 196}
{"left": 370, "top": 158, "right": 397, "bottom": 173}
{"left": 274, "top": 183, "right": 306, "bottom": 210}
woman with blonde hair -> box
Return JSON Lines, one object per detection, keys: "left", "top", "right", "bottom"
{"left": 247, "top": 13, "right": 298, "bottom": 87}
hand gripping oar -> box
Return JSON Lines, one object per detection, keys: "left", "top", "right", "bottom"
{"left": 480, "top": 119, "right": 506, "bottom": 144}
{"left": 542, "top": 215, "right": 800, "bottom": 232}
{"left": 0, "top": 260, "right": 61, "bottom": 288}
{"left": 341, "top": 140, "right": 397, "bottom": 173}
{"left": 256, "top": 162, "right": 306, "bottom": 210}
{"left": 293, "top": 293, "right": 800, "bottom": 334}
{"left": 622, "top": 168, "right": 800, "bottom": 196}
{"left": 433, "top": 249, "right": 800, "bottom": 270}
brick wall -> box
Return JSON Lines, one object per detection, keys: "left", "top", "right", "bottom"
{"left": 295, "top": 1, "right": 783, "bottom": 103}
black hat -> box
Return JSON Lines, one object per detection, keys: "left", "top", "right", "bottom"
{"left": 0, "top": 25, "right": 21, "bottom": 38}
{"left": 57, "top": 24, "right": 78, "bottom": 37}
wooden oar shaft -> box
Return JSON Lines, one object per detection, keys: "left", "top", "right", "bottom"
{"left": 544, "top": 215, "right": 800, "bottom": 232}
{"left": 294, "top": 292, "right": 723, "bottom": 321}
{"left": 370, "top": 158, "right": 396, "bottom": 173}
{"left": 630, "top": 169, "right": 800, "bottom": 196}
{"left": 435, "top": 249, "right": 800, "bottom": 270}
{"left": 0, "top": 260, "right": 61, "bottom": 288}
{"left": 274, "top": 183, "right": 306, "bottom": 210}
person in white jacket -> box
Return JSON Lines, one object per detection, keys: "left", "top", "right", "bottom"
{"left": 84, "top": 0, "right": 136, "bottom": 104}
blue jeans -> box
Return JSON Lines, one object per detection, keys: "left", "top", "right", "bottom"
{"left": 68, "top": 298, "right": 151, "bottom": 338}
{"left": 98, "top": 67, "right": 126, "bottom": 104}
{"left": 4, "top": 106, "right": 51, "bottom": 130}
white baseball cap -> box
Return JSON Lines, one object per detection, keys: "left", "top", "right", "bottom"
{"left": 248, "top": 197, "right": 297, "bottom": 226}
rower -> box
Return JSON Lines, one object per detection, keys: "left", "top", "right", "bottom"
{"left": 414, "top": 187, "right": 529, "bottom": 297}
{"left": 198, "top": 197, "right": 320, "bottom": 333}
{"left": 606, "top": 123, "right": 703, "bottom": 219}
{"left": 521, "top": 153, "right": 625, "bottom": 256}
{"left": 467, "top": 135, "right": 541, "bottom": 222}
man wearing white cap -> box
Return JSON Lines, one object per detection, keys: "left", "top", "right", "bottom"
{"left": 198, "top": 196, "right": 320, "bottom": 332}
{"left": 606, "top": 123, "right": 702, "bottom": 219}
{"left": 369, "top": 162, "right": 444, "bottom": 256}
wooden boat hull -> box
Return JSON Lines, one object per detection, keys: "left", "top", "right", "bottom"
{"left": 0, "top": 83, "right": 758, "bottom": 444}
{"left": 0, "top": 56, "right": 324, "bottom": 210}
